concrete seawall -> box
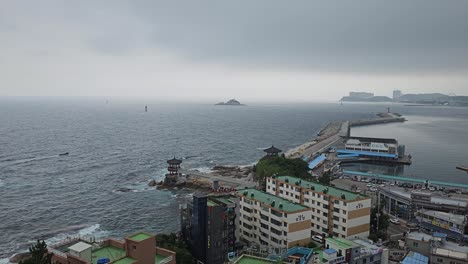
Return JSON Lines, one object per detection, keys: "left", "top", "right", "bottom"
{"left": 286, "top": 114, "right": 406, "bottom": 160}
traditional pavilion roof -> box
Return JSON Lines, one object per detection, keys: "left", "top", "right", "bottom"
{"left": 167, "top": 157, "right": 182, "bottom": 165}
{"left": 263, "top": 145, "right": 282, "bottom": 154}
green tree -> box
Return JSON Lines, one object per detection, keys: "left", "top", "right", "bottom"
{"left": 156, "top": 233, "right": 193, "bottom": 264}
{"left": 19, "top": 240, "right": 53, "bottom": 264}
{"left": 369, "top": 199, "right": 389, "bottom": 241}
{"left": 254, "top": 156, "right": 310, "bottom": 185}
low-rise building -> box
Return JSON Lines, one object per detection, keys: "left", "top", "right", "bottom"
{"left": 322, "top": 237, "right": 387, "bottom": 264}
{"left": 266, "top": 176, "right": 371, "bottom": 239}
{"left": 415, "top": 209, "right": 468, "bottom": 241}
{"left": 404, "top": 231, "right": 468, "bottom": 264}
{"left": 50, "top": 231, "right": 176, "bottom": 264}
{"left": 236, "top": 188, "right": 312, "bottom": 249}
{"left": 377, "top": 188, "right": 468, "bottom": 221}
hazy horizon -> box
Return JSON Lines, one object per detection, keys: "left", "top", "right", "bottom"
{"left": 1, "top": 1, "right": 468, "bottom": 101}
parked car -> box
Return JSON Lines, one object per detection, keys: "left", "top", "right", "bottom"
{"left": 390, "top": 218, "right": 401, "bottom": 225}
{"left": 312, "top": 235, "right": 324, "bottom": 243}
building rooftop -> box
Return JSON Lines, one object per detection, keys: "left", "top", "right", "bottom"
{"left": 274, "top": 176, "right": 367, "bottom": 201}
{"left": 207, "top": 200, "right": 218, "bottom": 207}
{"left": 439, "top": 241, "right": 468, "bottom": 254}
{"left": 380, "top": 187, "right": 468, "bottom": 206}
{"left": 324, "top": 248, "right": 337, "bottom": 255}
{"left": 237, "top": 188, "right": 308, "bottom": 213}
{"left": 326, "top": 237, "right": 358, "bottom": 249}
{"left": 345, "top": 136, "right": 398, "bottom": 144}
{"left": 128, "top": 232, "right": 152, "bottom": 242}
{"left": 68, "top": 242, "right": 92, "bottom": 252}
{"left": 308, "top": 155, "right": 326, "bottom": 170}
{"left": 92, "top": 245, "right": 126, "bottom": 264}
{"left": 401, "top": 252, "right": 429, "bottom": 264}
{"left": 213, "top": 196, "right": 237, "bottom": 205}
{"left": 263, "top": 145, "right": 282, "bottom": 154}
{"left": 113, "top": 257, "right": 137, "bottom": 264}
{"left": 433, "top": 248, "right": 468, "bottom": 261}
{"left": 234, "top": 255, "right": 275, "bottom": 264}
{"left": 418, "top": 209, "right": 465, "bottom": 225}
{"left": 406, "top": 232, "right": 433, "bottom": 242}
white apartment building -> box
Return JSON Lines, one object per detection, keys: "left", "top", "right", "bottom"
{"left": 266, "top": 176, "right": 371, "bottom": 239}
{"left": 236, "top": 188, "right": 312, "bottom": 249}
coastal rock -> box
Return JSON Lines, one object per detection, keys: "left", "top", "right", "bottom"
{"left": 10, "top": 252, "right": 31, "bottom": 263}
{"left": 148, "top": 179, "right": 157, "bottom": 187}
{"left": 215, "top": 99, "right": 245, "bottom": 106}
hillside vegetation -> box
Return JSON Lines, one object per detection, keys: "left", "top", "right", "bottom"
{"left": 254, "top": 156, "right": 309, "bottom": 184}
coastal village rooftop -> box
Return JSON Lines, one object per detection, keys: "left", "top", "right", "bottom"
{"left": 50, "top": 231, "right": 175, "bottom": 264}
{"left": 237, "top": 188, "right": 308, "bottom": 213}
{"left": 273, "top": 176, "right": 367, "bottom": 201}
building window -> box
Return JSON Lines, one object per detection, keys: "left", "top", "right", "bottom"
{"left": 271, "top": 209, "right": 282, "bottom": 218}
{"left": 413, "top": 242, "right": 419, "bottom": 247}
{"left": 437, "top": 258, "right": 443, "bottom": 263}
{"left": 342, "top": 219, "right": 346, "bottom": 223}
{"left": 280, "top": 190, "right": 283, "bottom": 194}
{"left": 305, "top": 198, "right": 310, "bottom": 203}
{"left": 323, "top": 212, "right": 328, "bottom": 217}
{"left": 271, "top": 218, "right": 282, "bottom": 226}
{"left": 334, "top": 200, "right": 340, "bottom": 205}
{"left": 343, "top": 202, "right": 347, "bottom": 206}
{"left": 317, "top": 202, "right": 321, "bottom": 206}
{"left": 342, "top": 227, "right": 346, "bottom": 231}
{"left": 267, "top": 186, "right": 270, "bottom": 189}
{"left": 342, "top": 210, "right": 347, "bottom": 214}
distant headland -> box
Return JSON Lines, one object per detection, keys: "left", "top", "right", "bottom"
{"left": 215, "top": 99, "right": 245, "bottom": 106}
{"left": 340, "top": 90, "right": 468, "bottom": 107}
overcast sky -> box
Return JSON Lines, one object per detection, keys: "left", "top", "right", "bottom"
{"left": 1, "top": 1, "right": 468, "bottom": 101}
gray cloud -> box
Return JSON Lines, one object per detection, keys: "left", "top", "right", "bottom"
{"left": 123, "top": 0, "right": 468, "bottom": 73}
{"left": 1, "top": 1, "right": 468, "bottom": 99}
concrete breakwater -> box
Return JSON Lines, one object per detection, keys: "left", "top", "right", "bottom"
{"left": 286, "top": 113, "right": 406, "bottom": 160}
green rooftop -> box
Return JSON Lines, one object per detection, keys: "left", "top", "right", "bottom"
{"left": 113, "top": 257, "right": 137, "bottom": 264}
{"left": 234, "top": 255, "right": 276, "bottom": 264}
{"left": 237, "top": 189, "right": 308, "bottom": 213}
{"left": 214, "top": 196, "right": 237, "bottom": 205}
{"left": 275, "top": 176, "right": 366, "bottom": 201}
{"left": 207, "top": 200, "right": 218, "bottom": 207}
{"left": 129, "top": 232, "right": 152, "bottom": 241}
{"left": 92, "top": 245, "right": 125, "bottom": 264}
{"left": 155, "top": 254, "right": 171, "bottom": 263}
{"left": 326, "top": 237, "right": 358, "bottom": 249}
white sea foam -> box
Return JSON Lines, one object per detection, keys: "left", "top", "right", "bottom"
{"left": 45, "top": 224, "right": 109, "bottom": 246}
{"left": 192, "top": 166, "right": 212, "bottom": 173}
{"left": 0, "top": 258, "right": 12, "bottom": 264}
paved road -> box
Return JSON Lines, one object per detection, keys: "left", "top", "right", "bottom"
{"left": 182, "top": 169, "right": 257, "bottom": 188}
{"left": 302, "top": 121, "right": 349, "bottom": 160}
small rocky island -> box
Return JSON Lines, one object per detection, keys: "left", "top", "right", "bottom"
{"left": 215, "top": 99, "right": 245, "bottom": 106}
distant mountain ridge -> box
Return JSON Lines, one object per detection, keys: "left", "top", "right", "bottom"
{"left": 340, "top": 96, "right": 392, "bottom": 102}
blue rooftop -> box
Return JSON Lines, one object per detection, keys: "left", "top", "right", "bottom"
{"left": 337, "top": 149, "right": 397, "bottom": 158}
{"left": 401, "top": 252, "right": 429, "bottom": 264}
{"left": 308, "top": 155, "right": 326, "bottom": 169}
{"left": 324, "top": 248, "right": 337, "bottom": 255}
{"left": 433, "top": 232, "right": 448, "bottom": 238}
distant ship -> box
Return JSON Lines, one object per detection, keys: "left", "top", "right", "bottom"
{"left": 215, "top": 99, "right": 245, "bottom": 106}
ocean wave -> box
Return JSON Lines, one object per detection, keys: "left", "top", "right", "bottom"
{"left": 0, "top": 155, "right": 59, "bottom": 166}
{"left": 45, "top": 224, "right": 109, "bottom": 246}
{"left": 0, "top": 258, "right": 12, "bottom": 264}
{"left": 192, "top": 166, "right": 212, "bottom": 173}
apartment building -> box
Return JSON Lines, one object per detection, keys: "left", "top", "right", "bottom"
{"left": 266, "top": 176, "right": 371, "bottom": 239}
{"left": 180, "top": 193, "right": 240, "bottom": 264}
{"left": 236, "top": 188, "right": 312, "bottom": 249}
